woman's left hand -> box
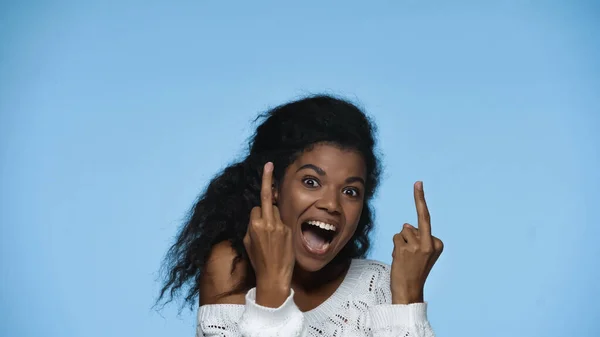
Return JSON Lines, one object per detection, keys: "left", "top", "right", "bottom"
{"left": 390, "top": 181, "right": 444, "bottom": 304}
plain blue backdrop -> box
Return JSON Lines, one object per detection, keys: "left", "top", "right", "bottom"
{"left": 1, "top": 1, "right": 599, "bottom": 336}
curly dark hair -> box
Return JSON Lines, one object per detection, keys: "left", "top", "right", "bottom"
{"left": 157, "top": 94, "right": 382, "bottom": 309}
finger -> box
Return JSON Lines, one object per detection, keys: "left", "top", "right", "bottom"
{"left": 400, "top": 224, "right": 419, "bottom": 246}
{"left": 392, "top": 233, "right": 402, "bottom": 258}
{"left": 433, "top": 237, "right": 444, "bottom": 256}
{"left": 243, "top": 232, "right": 251, "bottom": 249}
{"left": 273, "top": 205, "right": 282, "bottom": 223}
{"left": 260, "top": 162, "right": 274, "bottom": 220}
{"left": 248, "top": 206, "right": 261, "bottom": 231}
{"left": 243, "top": 222, "right": 252, "bottom": 249}
{"left": 250, "top": 206, "right": 262, "bottom": 219}
{"left": 392, "top": 233, "right": 405, "bottom": 258}
{"left": 427, "top": 237, "right": 444, "bottom": 271}
{"left": 414, "top": 181, "right": 432, "bottom": 245}
{"left": 393, "top": 233, "right": 407, "bottom": 247}
{"left": 404, "top": 223, "right": 420, "bottom": 239}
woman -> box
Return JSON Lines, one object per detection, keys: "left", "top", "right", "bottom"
{"left": 158, "top": 95, "right": 444, "bottom": 336}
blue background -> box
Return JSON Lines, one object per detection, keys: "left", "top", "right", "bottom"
{"left": 1, "top": 1, "right": 599, "bottom": 336}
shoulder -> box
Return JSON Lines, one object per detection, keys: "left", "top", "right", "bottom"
{"left": 351, "top": 258, "right": 391, "bottom": 274}
{"left": 346, "top": 259, "right": 393, "bottom": 305}
{"left": 350, "top": 258, "right": 392, "bottom": 288}
{"left": 200, "top": 240, "right": 249, "bottom": 305}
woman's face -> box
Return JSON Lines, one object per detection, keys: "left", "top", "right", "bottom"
{"left": 274, "top": 143, "right": 367, "bottom": 272}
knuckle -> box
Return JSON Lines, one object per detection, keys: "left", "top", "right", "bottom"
{"left": 436, "top": 239, "right": 444, "bottom": 252}
{"left": 268, "top": 220, "right": 279, "bottom": 230}
{"left": 250, "top": 219, "right": 263, "bottom": 228}
{"left": 250, "top": 206, "right": 261, "bottom": 217}
{"left": 422, "top": 246, "right": 434, "bottom": 254}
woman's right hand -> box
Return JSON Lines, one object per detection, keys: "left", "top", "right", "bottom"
{"left": 243, "top": 162, "right": 295, "bottom": 308}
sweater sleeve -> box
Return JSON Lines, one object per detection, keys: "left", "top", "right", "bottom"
{"left": 197, "top": 288, "right": 306, "bottom": 337}
{"left": 368, "top": 303, "right": 435, "bottom": 337}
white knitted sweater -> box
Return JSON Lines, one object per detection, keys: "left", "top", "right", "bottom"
{"left": 197, "top": 259, "right": 435, "bottom": 336}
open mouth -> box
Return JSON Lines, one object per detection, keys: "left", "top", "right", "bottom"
{"left": 300, "top": 220, "right": 337, "bottom": 254}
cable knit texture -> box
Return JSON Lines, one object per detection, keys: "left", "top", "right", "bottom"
{"left": 197, "top": 259, "right": 435, "bottom": 336}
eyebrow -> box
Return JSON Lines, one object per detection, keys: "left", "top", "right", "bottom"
{"left": 296, "top": 164, "right": 365, "bottom": 185}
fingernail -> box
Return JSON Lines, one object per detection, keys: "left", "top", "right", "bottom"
{"left": 265, "top": 162, "right": 273, "bottom": 172}
{"left": 417, "top": 181, "right": 423, "bottom": 191}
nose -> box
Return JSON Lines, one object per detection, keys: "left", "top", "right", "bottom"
{"left": 315, "top": 187, "right": 342, "bottom": 214}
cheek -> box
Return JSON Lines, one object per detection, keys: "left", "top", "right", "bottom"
{"left": 337, "top": 222, "right": 360, "bottom": 251}
{"left": 341, "top": 224, "right": 358, "bottom": 240}
{"left": 277, "top": 200, "right": 295, "bottom": 228}
{"left": 345, "top": 201, "right": 364, "bottom": 224}
{"left": 277, "top": 188, "right": 309, "bottom": 226}
{"left": 340, "top": 202, "right": 364, "bottom": 237}
{"left": 277, "top": 190, "right": 298, "bottom": 226}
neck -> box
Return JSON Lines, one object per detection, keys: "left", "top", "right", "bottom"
{"left": 291, "top": 259, "right": 351, "bottom": 292}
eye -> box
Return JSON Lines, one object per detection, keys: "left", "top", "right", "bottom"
{"left": 302, "top": 177, "right": 321, "bottom": 188}
{"left": 343, "top": 188, "right": 361, "bottom": 198}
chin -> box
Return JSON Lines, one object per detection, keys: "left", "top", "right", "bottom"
{"left": 294, "top": 253, "right": 334, "bottom": 272}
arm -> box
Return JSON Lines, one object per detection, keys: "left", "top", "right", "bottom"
{"left": 368, "top": 182, "right": 441, "bottom": 337}
{"left": 197, "top": 241, "right": 306, "bottom": 337}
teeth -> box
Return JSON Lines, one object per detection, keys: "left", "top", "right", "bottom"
{"left": 307, "top": 220, "right": 336, "bottom": 232}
